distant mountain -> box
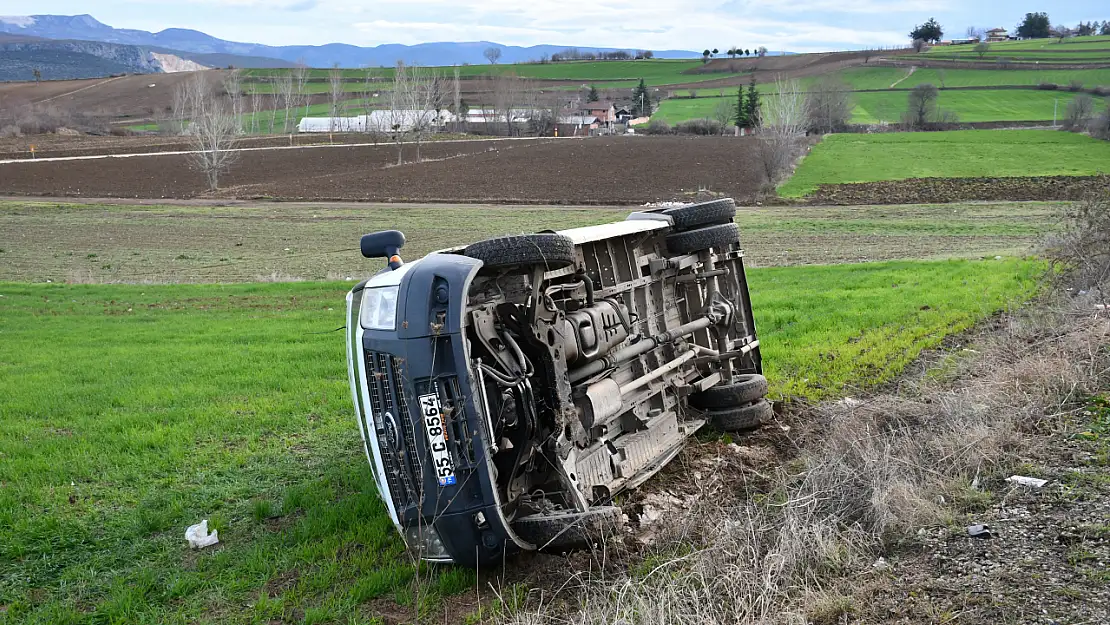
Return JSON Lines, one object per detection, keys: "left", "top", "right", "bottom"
{"left": 0, "top": 14, "right": 701, "bottom": 68}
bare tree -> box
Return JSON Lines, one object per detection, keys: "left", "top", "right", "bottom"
{"left": 903, "top": 83, "right": 939, "bottom": 129}
{"left": 171, "top": 81, "right": 190, "bottom": 134}
{"left": 1053, "top": 25, "right": 1072, "bottom": 42}
{"left": 712, "top": 98, "right": 734, "bottom": 133}
{"left": 805, "top": 75, "right": 852, "bottom": 134}
{"left": 493, "top": 72, "right": 523, "bottom": 136}
{"left": 222, "top": 68, "right": 244, "bottom": 133}
{"left": 965, "top": 26, "right": 983, "bottom": 41}
{"left": 293, "top": 60, "right": 310, "bottom": 123}
{"left": 453, "top": 66, "right": 463, "bottom": 133}
{"left": 387, "top": 61, "right": 413, "bottom": 165}
{"left": 174, "top": 73, "right": 241, "bottom": 190}
{"left": 248, "top": 81, "right": 264, "bottom": 134}
{"left": 1065, "top": 94, "right": 1095, "bottom": 130}
{"left": 912, "top": 38, "right": 928, "bottom": 53}
{"left": 758, "top": 76, "right": 808, "bottom": 183}
{"left": 328, "top": 63, "right": 344, "bottom": 132}
{"left": 484, "top": 47, "right": 502, "bottom": 64}
{"left": 975, "top": 42, "right": 990, "bottom": 59}
{"left": 757, "top": 46, "right": 768, "bottom": 57}
{"left": 276, "top": 73, "right": 296, "bottom": 133}
{"left": 405, "top": 65, "right": 445, "bottom": 161}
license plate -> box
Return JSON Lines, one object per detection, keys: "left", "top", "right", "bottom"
{"left": 418, "top": 392, "right": 457, "bottom": 486}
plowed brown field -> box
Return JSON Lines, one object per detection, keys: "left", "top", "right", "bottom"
{"left": 0, "top": 136, "right": 767, "bottom": 204}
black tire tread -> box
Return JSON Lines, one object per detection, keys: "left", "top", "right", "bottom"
{"left": 691, "top": 374, "right": 769, "bottom": 410}
{"left": 512, "top": 506, "right": 623, "bottom": 552}
{"left": 662, "top": 198, "right": 737, "bottom": 230}
{"left": 463, "top": 233, "right": 576, "bottom": 270}
{"left": 708, "top": 399, "right": 773, "bottom": 432}
{"left": 666, "top": 223, "right": 740, "bottom": 256}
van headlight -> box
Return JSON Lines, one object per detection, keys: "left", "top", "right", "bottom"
{"left": 360, "top": 286, "right": 400, "bottom": 330}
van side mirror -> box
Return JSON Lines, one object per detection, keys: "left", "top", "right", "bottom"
{"left": 360, "top": 230, "right": 406, "bottom": 270}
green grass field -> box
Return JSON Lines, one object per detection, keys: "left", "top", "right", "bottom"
{"left": 925, "top": 35, "right": 1110, "bottom": 62}
{"left": 850, "top": 88, "right": 1091, "bottom": 123}
{"left": 243, "top": 59, "right": 724, "bottom": 88}
{"left": 0, "top": 200, "right": 1060, "bottom": 283}
{"left": 656, "top": 87, "right": 1102, "bottom": 126}
{"left": 0, "top": 255, "right": 1040, "bottom": 622}
{"left": 241, "top": 98, "right": 373, "bottom": 133}
{"left": 832, "top": 67, "right": 1110, "bottom": 90}
{"left": 779, "top": 129, "right": 1110, "bottom": 197}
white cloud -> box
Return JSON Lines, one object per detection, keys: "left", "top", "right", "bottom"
{"left": 349, "top": 2, "right": 910, "bottom": 52}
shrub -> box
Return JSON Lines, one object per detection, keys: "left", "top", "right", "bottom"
{"left": 1090, "top": 86, "right": 1108, "bottom": 97}
{"left": 1064, "top": 94, "right": 1095, "bottom": 129}
{"left": 675, "top": 118, "right": 725, "bottom": 135}
{"left": 1046, "top": 180, "right": 1110, "bottom": 295}
{"left": 902, "top": 83, "right": 939, "bottom": 129}
{"left": 1090, "top": 108, "right": 1110, "bottom": 141}
{"left": 806, "top": 76, "right": 853, "bottom": 135}
{"left": 0, "top": 125, "right": 21, "bottom": 138}
{"left": 1037, "top": 83, "right": 1060, "bottom": 91}
{"left": 642, "top": 119, "right": 673, "bottom": 135}
{"left": 1067, "top": 80, "right": 1085, "bottom": 92}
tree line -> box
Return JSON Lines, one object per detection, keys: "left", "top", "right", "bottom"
{"left": 910, "top": 12, "right": 1110, "bottom": 47}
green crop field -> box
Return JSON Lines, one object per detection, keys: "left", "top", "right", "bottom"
{"left": 241, "top": 97, "right": 373, "bottom": 134}
{"left": 926, "top": 35, "right": 1110, "bottom": 60}
{"left": 832, "top": 67, "right": 1110, "bottom": 90}
{"left": 657, "top": 84, "right": 1106, "bottom": 127}
{"left": 850, "top": 88, "right": 1091, "bottom": 123}
{"left": 0, "top": 254, "right": 1040, "bottom": 623}
{"left": 779, "top": 129, "right": 1110, "bottom": 197}
{"left": 244, "top": 59, "right": 723, "bottom": 88}
{"left": 652, "top": 95, "right": 735, "bottom": 124}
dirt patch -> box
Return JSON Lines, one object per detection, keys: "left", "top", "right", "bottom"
{"left": 0, "top": 136, "right": 768, "bottom": 205}
{"left": 804, "top": 176, "right": 1107, "bottom": 205}
{"left": 0, "top": 132, "right": 430, "bottom": 160}
{"left": 263, "top": 568, "right": 301, "bottom": 598}
{"left": 0, "top": 139, "right": 543, "bottom": 199}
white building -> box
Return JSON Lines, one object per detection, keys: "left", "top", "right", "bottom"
{"left": 297, "top": 110, "right": 456, "bottom": 133}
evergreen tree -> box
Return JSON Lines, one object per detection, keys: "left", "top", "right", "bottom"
{"left": 734, "top": 85, "right": 747, "bottom": 128}
{"left": 632, "top": 78, "right": 652, "bottom": 117}
{"left": 587, "top": 85, "right": 600, "bottom": 102}
{"left": 745, "top": 76, "right": 760, "bottom": 128}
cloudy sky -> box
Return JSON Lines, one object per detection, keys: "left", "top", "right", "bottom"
{"left": 3, "top": 1, "right": 1105, "bottom": 52}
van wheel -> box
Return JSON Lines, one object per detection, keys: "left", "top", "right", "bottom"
{"left": 463, "top": 233, "right": 576, "bottom": 270}
{"left": 691, "top": 374, "right": 768, "bottom": 410}
{"left": 662, "top": 198, "right": 736, "bottom": 230}
{"left": 512, "top": 506, "right": 623, "bottom": 552}
{"left": 707, "top": 399, "right": 773, "bottom": 432}
{"left": 666, "top": 223, "right": 740, "bottom": 255}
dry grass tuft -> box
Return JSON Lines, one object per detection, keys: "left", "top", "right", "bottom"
{"left": 508, "top": 283, "right": 1110, "bottom": 624}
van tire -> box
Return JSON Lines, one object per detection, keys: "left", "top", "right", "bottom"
{"left": 662, "top": 198, "right": 736, "bottom": 230}
{"left": 464, "top": 233, "right": 577, "bottom": 270}
{"left": 512, "top": 506, "right": 623, "bottom": 552}
{"left": 666, "top": 223, "right": 740, "bottom": 255}
{"left": 691, "top": 374, "right": 768, "bottom": 410}
{"left": 708, "top": 399, "right": 773, "bottom": 432}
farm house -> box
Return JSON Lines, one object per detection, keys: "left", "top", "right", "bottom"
{"left": 297, "top": 110, "right": 456, "bottom": 133}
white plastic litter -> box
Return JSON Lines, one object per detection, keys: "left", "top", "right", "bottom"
{"left": 185, "top": 520, "right": 220, "bottom": 549}
{"left": 1006, "top": 475, "right": 1048, "bottom": 488}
